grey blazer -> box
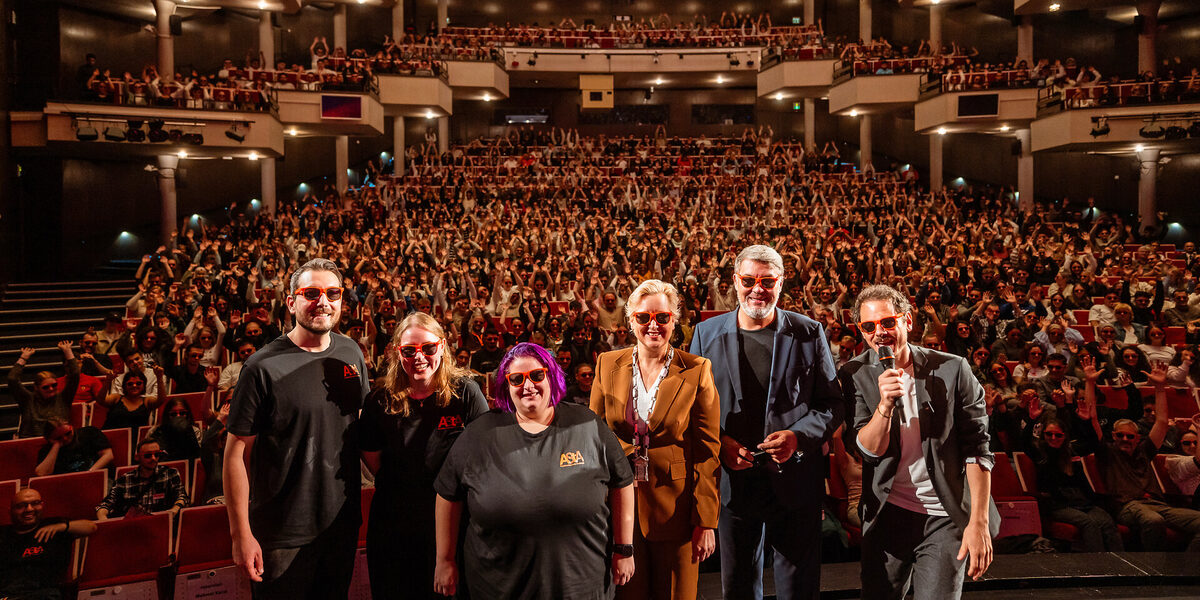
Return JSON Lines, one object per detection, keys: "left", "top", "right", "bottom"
{"left": 838, "top": 344, "right": 1001, "bottom": 537}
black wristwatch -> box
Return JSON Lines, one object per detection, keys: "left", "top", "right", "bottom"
{"left": 612, "top": 543, "right": 634, "bottom": 557}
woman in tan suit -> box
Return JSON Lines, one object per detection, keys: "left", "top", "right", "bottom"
{"left": 590, "top": 279, "right": 721, "bottom": 600}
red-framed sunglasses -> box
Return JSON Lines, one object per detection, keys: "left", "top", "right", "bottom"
{"left": 293, "top": 286, "right": 343, "bottom": 301}
{"left": 735, "top": 273, "right": 780, "bottom": 289}
{"left": 399, "top": 341, "right": 441, "bottom": 359}
{"left": 506, "top": 368, "right": 547, "bottom": 387}
{"left": 858, "top": 314, "right": 904, "bottom": 334}
{"left": 632, "top": 311, "right": 672, "bottom": 326}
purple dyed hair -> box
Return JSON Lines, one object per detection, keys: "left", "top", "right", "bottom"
{"left": 492, "top": 342, "right": 567, "bottom": 412}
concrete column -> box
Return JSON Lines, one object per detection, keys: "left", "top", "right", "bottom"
{"left": 1136, "top": 1, "right": 1160, "bottom": 75}
{"left": 393, "top": 116, "right": 405, "bottom": 175}
{"left": 438, "top": 116, "right": 450, "bottom": 153}
{"left": 333, "top": 4, "right": 347, "bottom": 52}
{"left": 859, "top": 0, "right": 872, "bottom": 42}
{"left": 859, "top": 115, "right": 872, "bottom": 171}
{"left": 803, "top": 98, "right": 816, "bottom": 150}
{"left": 803, "top": 0, "right": 815, "bottom": 26}
{"left": 1016, "top": 128, "right": 1034, "bottom": 213}
{"left": 1137, "top": 147, "right": 1160, "bottom": 232}
{"left": 437, "top": 0, "right": 448, "bottom": 33}
{"left": 261, "top": 157, "right": 277, "bottom": 216}
{"left": 929, "top": 4, "right": 944, "bottom": 54}
{"left": 156, "top": 155, "right": 179, "bottom": 246}
{"left": 392, "top": 0, "right": 404, "bottom": 40}
{"left": 154, "top": 0, "right": 175, "bottom": 82}
{"left": 929, "top": 133, "right": 943, "bottom": 192}
{"left": 1017, "top": 15, "right": 1034, "bottom": 66}
{"left": 335, "top": 135, "right": 349, "bottom": 193}
{"left": 259, "top": 10, "right": 274, "bottom": 67}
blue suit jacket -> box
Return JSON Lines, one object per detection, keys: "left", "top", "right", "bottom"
{"left": 690, "top": 308, "right": 844, "bottom": 508}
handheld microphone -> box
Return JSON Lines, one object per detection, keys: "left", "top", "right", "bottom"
{"left": 878, "top": 345, "right": 903, "bottom": 420}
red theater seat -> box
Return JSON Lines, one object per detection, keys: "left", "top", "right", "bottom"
{"left": 75, "top": 512, "right": 172, "bottom": 590}
{"left": 101, "top": 427, "right": 131, "bottom": 468}
{"left": 0, "top": 479, "right": 18, "bottom": 525}
{"left": 0, "top": 437, "right": 46, "bottom": 482}
{"left": 176, "top": 505, "right": 235, "bottom": 572}
{"left": 29, "top": 470, "right": 108, "bottom": 521}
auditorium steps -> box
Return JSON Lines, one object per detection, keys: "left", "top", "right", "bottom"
{"left": 0, "top": 279, "right": 137, "bottom": 439}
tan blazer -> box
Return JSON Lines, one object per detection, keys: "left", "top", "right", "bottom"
{"left": 590, "top": 346, "right": 721, "bottom": 541}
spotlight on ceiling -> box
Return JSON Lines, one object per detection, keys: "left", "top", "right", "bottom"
{"left": 127, "top": 120, "right": 146, "bottom": 142}
{"left": 147, "top": 120, "right": 168, "bottom": 142}
{"left": 76, "top": 122, "right": 98, "bottom": 141}
{"left": 104, "top": 126, "right": 126, "bottom": 142}
{"left": 1090, "top": 117, "right": 1109, "bottom": 137}
{"left": 528, "top": 52, "right": 537, "bottom": 67}
{"left": 727, "top": 53, "right": 740, "bottom": 67}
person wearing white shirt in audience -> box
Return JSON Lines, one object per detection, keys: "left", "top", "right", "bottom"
{"left": 1166, "top": 428, "right": 1200, "bottom": 504}
{"left": 218, "top": 339, "right": 258, "bottom": 393}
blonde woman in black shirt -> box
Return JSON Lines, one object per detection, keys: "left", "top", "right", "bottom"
{"left": 361, "top": 312, "right": 488, "bottom": 599}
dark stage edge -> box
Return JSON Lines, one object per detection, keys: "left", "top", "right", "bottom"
{"left": 696, "top": 553, "right": 1200, "bottom": 599}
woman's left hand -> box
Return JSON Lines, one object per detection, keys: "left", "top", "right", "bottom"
{"left": 612, "top": 555, "right": 635, "bottom": 586}
{"left": 691, "top": 526, "right": 715, "bottom": 563}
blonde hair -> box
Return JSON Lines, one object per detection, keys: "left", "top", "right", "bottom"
{"left": 380, "top": 312, "right": 468, "bottom": 417}
{"left": 624, "top": 279, "right": 681, "bottom": 322}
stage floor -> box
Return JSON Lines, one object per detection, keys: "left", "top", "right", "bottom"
{"left": 696, "top": 553, "right": 1200, "bottom": 599}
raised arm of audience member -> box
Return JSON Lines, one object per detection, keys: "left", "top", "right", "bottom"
{"left": 1145, "top": 364, "right": 1171, "bottom": 449}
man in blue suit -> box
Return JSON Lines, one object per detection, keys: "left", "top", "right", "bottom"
{"left": 690, "top": 244, "right": 843, "bottom": 600}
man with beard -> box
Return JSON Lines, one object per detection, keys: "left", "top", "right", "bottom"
{"left": 839, "top": 285, "right": 998, "bottom": 599}
{"left": 224, "top": 259, "right": 370, "bottom": 599}
{"left": 1, "top": 488, "right": 97, "bottom": 599}
{"left": 689, "top": 245, "right": 843, "bottom": 600}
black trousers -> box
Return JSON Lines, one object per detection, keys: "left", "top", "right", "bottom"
{"left": 718, "top": 500, "right": 822, "bottom": 600}
{"left": 860, "top": 503, "right": 966, "bottom": 600}
{"left": 253, "top": 515, "right": 358, "bottom": 600}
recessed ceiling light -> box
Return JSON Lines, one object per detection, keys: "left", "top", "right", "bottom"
{"left": 177, "top": 150, "right": 187, "bottom": 158}
{"left": 937, "top": 127, "right": 947, "bottom": 135}
{"left": 774, "top": 92, "right": 784, "bottom": 100}
{"left": 1135, "top": 144, "right": 1145, "bottom": 152}
{"left": 849, "top": 109, "right": 859, "bottom": 117}
{"left": 716, "top": 75, "right": 725, "bottom": 84}
{"left": 654, "top": 77, "right": 664, "bottom": 85}
{"left": 1049, "top": 3, "right": 1061, "bottom": 11}
{"left": 1000, "top": 125, "right": 1010, "bottom": 132}
{"left": 249, "top": 152, "right": 259, "bottom": 161}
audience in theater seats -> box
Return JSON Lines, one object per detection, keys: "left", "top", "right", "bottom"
{"left": 106, "top": 348, "right": 160, "bottom": 401}
{"left": 96, "top": 366, "right": 165, "bottom": 433}
{"left": 1165, "top": 427, "right": 1200, "bottom": 505}
{"left": 0, "top": 488, "right": 97, "bottom": 599}
{"left": 34, "top": 419, "right": 114, "bottom": 477}
{"left": 1096, "top": 367, "right": 1200, "bottom": 551}
{"left": 218, "top": 338, "right": 259, "bottom": 393}
{"left": 144, "top": 397, "right": 203, "bottom": 463}
{"left": 95, "top": 439, "right": 188, "bottom": 520}
{"left": 9, "top": 342, "right": 79, "bottom": 439}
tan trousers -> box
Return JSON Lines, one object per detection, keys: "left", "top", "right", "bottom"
{"left": 616, "top": 529, "right": 699, "bottom": 600}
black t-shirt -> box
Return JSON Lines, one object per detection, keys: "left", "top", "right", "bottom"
{"left": 562, "top": 384, "right": 592, "bottom": 406}
{"left": 167, "top": 365, "right": 209, "bottom": 394}
{"left": 359, "top": 379, "right": 489, "bottom": 510}
{"left": 0, "top": 518, "right": 73, "bottom": 596}
{"left": 729, "top": 322, "right": 776, "bottom": 447}
{"left": 227, "top": 333, "right": 369, "bottom": 548}
{"left": 36, "top": 426, "right": 111, "bottom": 475}
{"left": 434, "top": 403, "right": 634, "bottom": 600}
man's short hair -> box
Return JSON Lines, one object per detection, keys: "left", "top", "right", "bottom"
{"left": 852, "top": 284, "right": 913, "bottom": 323}
{"left": 288, "top": 258, "right": 343, "bottom": 294}
{"left": 1112, "top": 418, "right": 1138, "bottom": 432}
{"left": 734, "top": 245, "right": 784, "bottom": 276}
{"left": 136, "top": 438, "right": 160, "bottom": 453}
{"left": 1046, "top": 353, "right": 1068, "bottom": 364}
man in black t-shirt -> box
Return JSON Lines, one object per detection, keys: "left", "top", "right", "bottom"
{"left": 225, "top": 259, "right": 369, "bottom": 600}
{"left": 34, "top": 420, "right": 113, "bottom": 477}
{"left": 1, "top": 488, "right": 96, "bottom": 599}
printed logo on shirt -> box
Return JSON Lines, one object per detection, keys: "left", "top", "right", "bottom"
{"left": 437, "top": 416, "right": 463, "bottom": 430}
{"left": 343, "top": 364, "right": 360, "bottom": 379}
{"left": 23, "top": 545, "right": 45, "bottom": 558}
{"left": 559, "top": 450, "right": 585, "bottom": 467}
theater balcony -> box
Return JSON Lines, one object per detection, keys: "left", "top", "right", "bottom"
{"left": 446, "top": 59, "right": 511, "bottom": 102}
{"left": 756, "top": 54, "right": 838, "bottom": 100}
{"left": 11, "top": 101, "right": 284, "bottom": 160}
{"left": 827, "top": 64, "right": 923, "bottom": 116}
{"left": 500, "top": 47, "right": 761, "bottom": 80}
{"left": 275, "top": 88, "right": 385, "bottom": 137}
{"left": 376, "top": 71, "right": 453, "bottom": 118}
{"left": 913, "top": 75, "right": 1039, "bottom": 135}
{"left": 1031, "top": 104, "right": 1200, "bottom": 154}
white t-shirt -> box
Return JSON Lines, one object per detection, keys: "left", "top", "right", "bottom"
{"left": 1166, "top": 455, "right": 1200, "bottom": 497}
{"left": 885, "top": 366, "right": 948, "bottom": 516}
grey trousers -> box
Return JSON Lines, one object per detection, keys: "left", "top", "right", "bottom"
{"left": 860, "top": 503, "right": 966, "bottom": 600}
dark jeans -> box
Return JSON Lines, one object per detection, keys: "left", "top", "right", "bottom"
{"left": 253, "top": 518, "right": 358, "bottom": 600}
{"left": 861, "top": 503, "right": 965, "bottom": 600}
{"left": 1117, "top": 498, "right": 1200, "bottom": 552}
{"left": 718, "top": 501, "right": 821, "bottom": 600}
{"left": 1050, "top": 505, "right": 1123, "bottom": 552}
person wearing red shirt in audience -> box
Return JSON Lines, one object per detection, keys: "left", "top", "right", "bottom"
{"left": 0, "top": 488, "right": 97, "bottom": 599}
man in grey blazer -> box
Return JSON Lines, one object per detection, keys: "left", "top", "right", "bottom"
{"left": 690, "top": 245, "right": 843, "bottom": 600}
{"left": 839, "top": 284, "right": 999, "bottom": 600}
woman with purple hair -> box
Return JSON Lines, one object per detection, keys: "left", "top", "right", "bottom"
{"left": 433, "top": 342, "right": 636, "bottom": 599}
